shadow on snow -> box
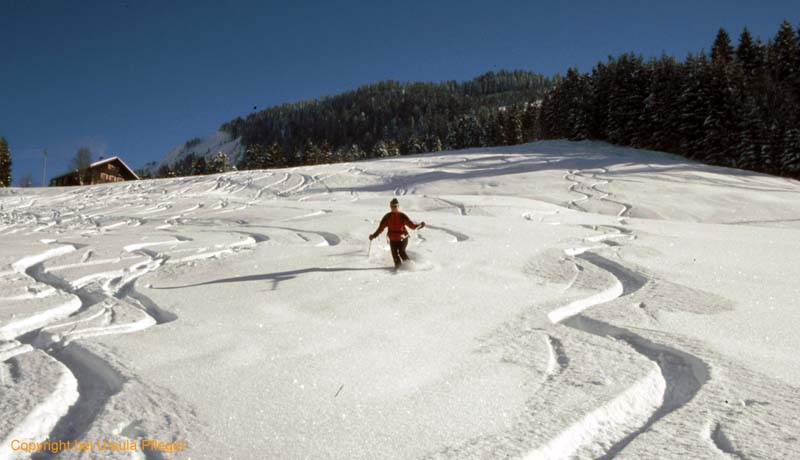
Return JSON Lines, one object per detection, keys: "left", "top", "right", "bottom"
{"left": 154, "top": 266, "right": 389, "bottom": 291}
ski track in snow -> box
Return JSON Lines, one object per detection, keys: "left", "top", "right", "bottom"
{"left": 279, "top": 209, "right": 333, "bottom": 222}
{"left": 564, "top": 171, "right": 591, "bottom": 211}
{"left": 526, "top": 224, "right": 710, "bottom": 460}
{"left": 12, "top": 248, "right": 167, "bottom": 451}
{"left": 26, "top": 343, "right": 125, "bottom": 460}
{"left": 709, "top": 422, "right": 747, "bottom": 460}
{"left": 0, "top": 352, "right": 78, "bottom": 460}
{"left": 423, "top": 224, "right": 469, "bottom": 243}
{"left": 429, "top": 196, "right": 467, "bottom": 216}
{"left": 545, "top": 335, "right": 569, "bottom": 376}
{"left": 564, "top": 169, "right": 632, "bottom": 218}
{"left": 250, "top": 172, "right": 289, "bottom": 202}
{"left": 263, "top": 225, "right": 340, "bottom": 246}
{"left": 1, "top": 209, "right": 270, "bottom": 457}
{"left": 276, "top": 172, "right": 310, "bottom": 197}
{"left": 4, "top": 143, "right": 799, "bottom": 459}
{"left": 429, "top": 219, "right": 715, "bottom": 459}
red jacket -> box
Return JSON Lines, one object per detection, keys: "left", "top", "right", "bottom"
{"left": 372, "top": 211, "right": 421, "bottom": 241}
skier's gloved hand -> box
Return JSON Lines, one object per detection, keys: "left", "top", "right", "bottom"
{"left": 419, "top": 222, "right": 426, "bottom": 228}
{"left": 369, "top": 234, "right": 375, "bottom": 240}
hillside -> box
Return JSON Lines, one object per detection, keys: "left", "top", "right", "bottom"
{"left": 147, "top": 70, "right": 553, "bottom": 176}
{"left": 2, "top": 141, "right": 800, "bottom": 459}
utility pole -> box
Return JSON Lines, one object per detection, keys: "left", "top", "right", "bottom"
{"left": 42, "top": 149, "right": 47, "bottom": 186}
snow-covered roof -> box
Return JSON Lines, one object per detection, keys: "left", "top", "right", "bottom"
{"left": 50, "top": 155, "right": 140, "bottom": 182}
{"left": 90, "top": 156, "right": 140, "bottom": 180}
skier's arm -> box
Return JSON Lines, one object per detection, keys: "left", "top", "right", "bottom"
{"left": 403, "top": 214, "right": 425, "bottom": 230}
{"left": 369, "top": 215, "right": 389, "bottom": 240}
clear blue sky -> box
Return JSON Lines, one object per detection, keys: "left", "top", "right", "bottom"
{"left": 2, "top": 0, "right": 798, "bottom": 185}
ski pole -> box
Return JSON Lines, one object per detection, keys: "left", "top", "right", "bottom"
{"left": 367, "top": 239, "right": 372, "bottom": 257}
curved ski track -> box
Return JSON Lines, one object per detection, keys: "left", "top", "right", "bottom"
{"left": 565, "top": 169, "right": 631, "bottom": 218}
{"left": 524, "top": 171, "right": 705, "bottom": 457}
{"left": 3, "top": 227, "right": 269, "bottom": 458}
{"left": 527, "top": 219, "right": 709, "bottom": 459}
{"left": 426, "top": 179, "right": 710, "bottom": 459}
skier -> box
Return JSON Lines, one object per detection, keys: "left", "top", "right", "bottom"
{"left": 369, "top": 198, "right": 425, "bottom": 269}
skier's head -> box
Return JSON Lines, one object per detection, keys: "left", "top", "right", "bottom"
{"left": 390, "top": 198, "right": 399, "bottom": 212}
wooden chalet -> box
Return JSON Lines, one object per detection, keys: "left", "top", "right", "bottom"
{"left": 50, "top": 156, "right": 140, "bottom": 186}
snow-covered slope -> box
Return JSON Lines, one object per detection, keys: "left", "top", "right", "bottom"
{"left": 146, "top": 130, "right": 244, "bottom": 174}
{"left": 2, "top": 140, "right": 799, "bottom": 459}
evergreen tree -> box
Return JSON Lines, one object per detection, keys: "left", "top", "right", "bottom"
{"left": 345, "top": 144, "right": 365, "bottom": 161}
{"left": 700, "top": 54, "right": 736, "bottom": 166}
{"left": 606, "top": 54, "right": 648, "bottom": 146}
{"left": 488, "top": 110, "right": 508, "bottom": 145}
{"left": 561, "top": 69, "right": 591, "bottom": 141}
{"left": 432, "top": 136, "right": 443, "bottom": 152}
{"left": 157, "top": 165, "right": 171, "bottom": 178}
{"left": 303, "top": 139, "right": 323, "bottom": 164}
{"left": 0, "top": 137, "right": 11, "bottom": 187}
{"left": 210, "top": 152, "right": 230, "bottom": 173}
{"left": 675, "top": 54, "right": 708, "bottom": 159}
{"left": 404, "top": 136, "right": 424, "bottom": 154}
{"left": 174, "top": 154, "right": 195, "bottom": 176}
{"left": 539, "top": 91, "right": 558, "bottom": 139}
{"left": 289, "top": 148, "right": 305, "bottom": 166}
{"left": 267, "top": 142, "right": 285, "bottom": 167}
{"left": 781, "top": 126, "right": 800, "bottom": 176}
{"left": 642, "top": 56, "right": 683, "bottom": 151}
{"left": 244, "top": 144, "right": 266, "bottom": 170}
{"left": 735, "top": 103, "right": 764, "bottom": 171}
{"left": 711, "top": 28, "right": 734, "bottom": 65}
{"left": 792, "top": 24, "right": 800, "bottom": 107}
{"left": 445, "top": 123, "right": 459, "bottom": 150}
{"left": 507, "top": 106, "right": 525, "bottom": 144}
{"left": 192, "top": 156, "right": 208, "bottom": 175}
{"left": 319, "top": 140, "right": 334, "bottom": 163}
{"left": 372, "top": 140, "right": 390, "bottom": 158}
{"left": 586, "top": 63, "right": 611, "bottom": 140}
{"left": 522, "top": 101, "right": 541, "bottom": 141}
{"left": 460, "top": 113, "right": 483, "bottom": 148}
{"left": 765, "top": 122, "right": 784, "bottom": 174}
{"left": 770, "top": 20, "right": 797, "bottom": 83}
{"left": 736, "top": 27, "right": 761, "bottom": 79}
{"left": 386, "top": 140, "right": 401, "bottom": 156}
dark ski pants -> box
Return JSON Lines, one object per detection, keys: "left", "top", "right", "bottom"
{"left": 389, "top": 239, "right": 409, "bottom": 268}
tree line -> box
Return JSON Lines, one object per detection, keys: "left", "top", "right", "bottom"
{"left": 154, "top": 70, "right": 553, "bottom": 176}
{"left": 5, "top": 21, "right": 800, "bottom": 186}
{"left": 150, "top": 151, "right": 231, "bottom": 178}
{"left": 161, "top": 19, "right": 800, "bottom": 180}
{"left": 540, "top": 21, "right": 800, "bottom": 178}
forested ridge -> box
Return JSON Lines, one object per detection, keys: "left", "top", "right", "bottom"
{"left": 150, "top": 21, "right": 800, "bottom": 180}
{"left": 540, "top": 21, "right": 800, "bottom": 178}
{"left": 154, "top": 71, "right": 553, "bottom": 176}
